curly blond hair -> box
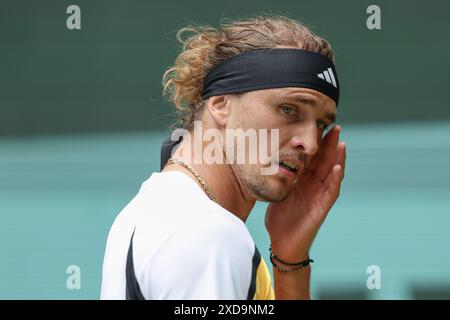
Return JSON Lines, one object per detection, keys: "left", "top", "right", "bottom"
{"left": 162, "top": 14, "right": 335, "bottom": 129}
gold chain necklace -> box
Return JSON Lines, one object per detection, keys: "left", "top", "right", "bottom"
{"left": 164, "top": 158, "right": 218, "bottom": 203}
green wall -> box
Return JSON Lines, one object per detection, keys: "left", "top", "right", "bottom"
{"left": 1, "top": 0, "right": 450, "bottom": 136}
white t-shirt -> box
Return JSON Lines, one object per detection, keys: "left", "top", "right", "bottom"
{"left": 100, "top": 171, "right": 274, "bottom": 300}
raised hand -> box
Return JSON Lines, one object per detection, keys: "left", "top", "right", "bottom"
{"left": 265, "top": 125, "right": 346, "bottom": 262}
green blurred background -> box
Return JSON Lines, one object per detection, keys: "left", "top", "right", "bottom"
{"left": 1, "top": 0, "right": 450, "bottom": 299}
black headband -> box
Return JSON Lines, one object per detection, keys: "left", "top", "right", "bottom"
{"left": 202, "top": 48, "right": 340, "bottom": 105}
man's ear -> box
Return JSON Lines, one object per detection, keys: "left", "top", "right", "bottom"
{"left": 205, "top": 95, "right": 231, "bottom": 127}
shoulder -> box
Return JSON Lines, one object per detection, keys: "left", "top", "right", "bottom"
{"left": 189, "top": 203, "right": 254, "bottom": 250}
{"left": 135, "top": 204, "right": 256, "bottom": 299}
{"left": 158, "top": 200, "right": 255, "bottom": 258}
{"left": 136, "top": 171, "right": 254, "bottom": 247}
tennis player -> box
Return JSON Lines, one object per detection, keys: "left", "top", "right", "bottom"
{"left": 101, "top": 15, "right": 346, "bottom": 300}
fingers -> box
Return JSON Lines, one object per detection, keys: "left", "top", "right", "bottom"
{"left": 336, "top": 141, "right": 346, "bottom": 182}
{"left": 314, "top": 125, "right": 340, "bottom": 181}
{"left": 304, "top": 151, "right": 320, "bottom": 173}
{"left": 305, "top": 125, "right": 338, "bottom": 172}
{"left": 322, "top": 143, "right": 346, "bottom": 206}
{"left": 323, "top": 164, "right": 342, "bottom": 204}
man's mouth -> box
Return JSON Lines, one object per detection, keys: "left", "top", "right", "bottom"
{"left": 278, "top": 160, "right": 299, "bottom": 173}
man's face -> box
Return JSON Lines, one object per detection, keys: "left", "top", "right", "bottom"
{"left": 225, "top": 87, "right": 337, "bottom": 202}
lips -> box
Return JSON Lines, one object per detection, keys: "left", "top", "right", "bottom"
{"left": 279, "top": 160, "right": 298, "bottom": 172}
{"left": 278, "top": 159, "right": 304, "bottom": 174}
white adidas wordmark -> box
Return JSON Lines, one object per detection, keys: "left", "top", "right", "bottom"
{"left": 317, "top": 67, "right": 337, "bottom": 88}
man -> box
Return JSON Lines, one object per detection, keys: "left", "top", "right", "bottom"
{"left": 101, "top": 15, "right": 346, "bottom": 300}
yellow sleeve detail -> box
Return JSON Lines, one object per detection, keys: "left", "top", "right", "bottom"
{"left": 253, "top": 257, "right": 275, "bottom": 300}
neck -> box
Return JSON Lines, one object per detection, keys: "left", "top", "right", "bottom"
{"left": 163, "top": 139, "right": 256, "bottom": 223}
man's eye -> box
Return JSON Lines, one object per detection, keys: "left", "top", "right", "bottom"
{"left": 316, "top": 120, "right": 328, "bottom": 130}
{"left": 280, "top": 105, "right": 297, "bottom": 116}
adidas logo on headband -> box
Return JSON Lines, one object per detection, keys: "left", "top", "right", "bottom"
{"left": 317, "top": 68, "right": 338, "bottom": 88}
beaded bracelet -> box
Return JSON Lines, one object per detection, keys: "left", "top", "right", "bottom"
{"left": 269, "top": 244, "right": 314, "bottom": 273}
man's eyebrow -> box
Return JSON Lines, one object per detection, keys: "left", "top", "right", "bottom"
{"left": 287, "top": 94, "right": 317, "bottom": 106}
{"left": 286, "top": 94, "right": 336, "bottom": 123}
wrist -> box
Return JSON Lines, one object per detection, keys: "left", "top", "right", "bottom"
{"left": 269, "top": 242, "right": 310, "bottom": 263}
{"left": 269, "top": 244, "right": 313, "bottom": 273}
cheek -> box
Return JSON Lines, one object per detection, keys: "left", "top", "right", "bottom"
{"left": 277, "top": 126, "right": 296, "bottom": 148}
{"left": 238, "top": 98, "right": 276, "bottom": 129}
{"left": 226, "top": 111, "right": 243, "bottom": 130}
{"left": 230, "top": 112, "right": 263, "bottom": 131}
{"left": 228, "top": 102, "right": 258, "bottom": 129}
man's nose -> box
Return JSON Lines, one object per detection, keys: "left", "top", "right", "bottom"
{"left": 289, "top": 123, "right": 319, "bottom": 156}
